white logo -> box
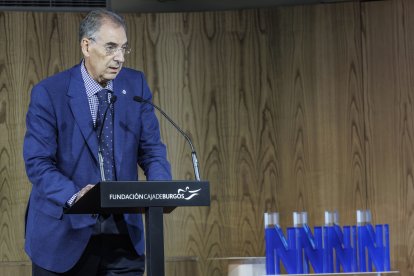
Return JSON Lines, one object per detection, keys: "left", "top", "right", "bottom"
{"left": 178, "top": 186, "right": 201, "bottom": 200}
{"left": 108, "top": 186, "right": 202, "bottom": 201}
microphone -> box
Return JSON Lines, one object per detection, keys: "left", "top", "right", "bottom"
{"left": 97, "top": 94, "right": 117, "bottom": 181}
{"left": 133, "top": 95, "right": 201, "bottom": 181}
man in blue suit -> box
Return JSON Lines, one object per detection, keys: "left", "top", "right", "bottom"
{"left": 23, "top": 9, "right": 171, "bottom": 275}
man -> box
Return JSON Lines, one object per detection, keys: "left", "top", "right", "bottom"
{"left": 23, "top": 9, "right": 171, "bottom": 275}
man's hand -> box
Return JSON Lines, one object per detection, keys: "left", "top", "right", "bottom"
{"left": 75, "top": 184, "right": 95, "bottom": 202}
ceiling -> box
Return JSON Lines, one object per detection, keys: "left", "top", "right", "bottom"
{"left": 0, "top": 0, "right": 353, "bottom": 12}
{"left": 109, "top": 0, "right": 352, "bottom": 13}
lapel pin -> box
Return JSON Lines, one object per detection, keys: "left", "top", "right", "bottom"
{"left": 122, "top": 89, "right": 127, "bottom": 95}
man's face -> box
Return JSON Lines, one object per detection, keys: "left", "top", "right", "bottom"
{"left": 81, "top": 20, "right": 128, "bottom": 86}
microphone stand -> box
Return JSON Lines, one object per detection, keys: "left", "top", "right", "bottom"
{"left": 133, "top": 96, "right": 201, "bottom": 181}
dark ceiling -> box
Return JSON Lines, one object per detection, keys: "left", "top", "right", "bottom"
{"left": 110, "top": 0, "right": 351, "bottom": 13}
{"left": 0, "top": 0, "right": 352, "bottom": 12}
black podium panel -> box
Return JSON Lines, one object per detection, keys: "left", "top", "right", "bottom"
{"left": 101, "top": 181, "right": 209, "bottom": 208}
{"left": 64, "top": 180, "right": 210, "bottom": 276}
{"left": 65, "top": 180, "right": 210, "bottom": 214}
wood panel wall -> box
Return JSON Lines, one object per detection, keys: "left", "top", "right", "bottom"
{"left": 362, "top": 0, "right": 414, "bottom": 273}
{"left": 0, "top": 0, "right": 413, "bottom": 275}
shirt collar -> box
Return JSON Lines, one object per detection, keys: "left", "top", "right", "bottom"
{"left": 81, "top": 60, "right": 113, "bottom": 98}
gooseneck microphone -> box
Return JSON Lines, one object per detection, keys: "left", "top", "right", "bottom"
{"left": 97, "top": 94, "right": 117, "bottom": 181}
{"left": 133, "top": 96, "right": 201, "bottom": 181}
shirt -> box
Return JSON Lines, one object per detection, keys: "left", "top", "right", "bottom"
{"left": 80, "top": 60, "right": 113, "bottom": 126}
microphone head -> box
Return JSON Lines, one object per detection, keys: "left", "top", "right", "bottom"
{"left": 133, "top": 96, "right": 144, "bottom": 103}
{"left": 110, "top": 95, "right": 117, "bottom": 104}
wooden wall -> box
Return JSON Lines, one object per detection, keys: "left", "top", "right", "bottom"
{"left": 0, "top": 0, "right": 413, "bottom": 275}
{"left": 362, "top": 0, "right": 414, "bottom": 272}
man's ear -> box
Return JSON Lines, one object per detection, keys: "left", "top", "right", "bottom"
{"left": 80, "top": 38, "right": 90, "bottom": 57}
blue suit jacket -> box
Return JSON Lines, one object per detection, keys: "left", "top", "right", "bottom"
{"left": 23, "top": 64, "right": 172, "bottom": 273}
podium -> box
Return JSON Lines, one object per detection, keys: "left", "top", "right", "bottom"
{"left": 65, "top": 180, "right": 210, "bottom": 276}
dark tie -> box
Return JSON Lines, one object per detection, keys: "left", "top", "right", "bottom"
{"left": 95, "top": 90, "right": 126, "bottom": 232}
{"left": 96, "top": 89, "right": 115, "bottom": 181}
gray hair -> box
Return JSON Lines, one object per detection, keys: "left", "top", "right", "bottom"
{"left": 79, "top": 9, "right": 127, "bottom": 42}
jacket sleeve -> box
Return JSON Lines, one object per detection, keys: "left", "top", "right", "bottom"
{"left": 23, "top": 84, "right": 78, "bottom": 207}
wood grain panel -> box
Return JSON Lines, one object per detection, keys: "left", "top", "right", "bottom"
{"left": 165, "top": 258, "right": 200, "bottom": 276}
{"left": 0, "top": 12, "right": 84, "bottom": 263}
{"left": 362, "top": 0, "right": 414, "bottom": 274}
{"left": 0, "top": 12, "right": 35, "bottom": 262}
{"left": 0, "top": 262, "right": 31, "bottom": 276}
{"left": 264, "top": 2, "right": 365, "bottom": 228}
{"left": 142, "top": 4, "right": 365, "bottom": 275}
{"left": 0, "top": 1, "right": 412, "bottom": 275}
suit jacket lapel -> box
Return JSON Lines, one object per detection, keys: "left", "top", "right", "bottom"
{"left": 113, "top": 79, "right": 127, "bottom": 177}
{"left": 67, "top": 66, "right": 99, "bottom": 164}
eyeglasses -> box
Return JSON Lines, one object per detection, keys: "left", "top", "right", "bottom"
{"left": 89, "top": 37, "right": 131, "bottom": 56}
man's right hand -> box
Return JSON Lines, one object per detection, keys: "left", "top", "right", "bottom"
{"left": 75, "top": 184, "right": 95, "bottom": 202}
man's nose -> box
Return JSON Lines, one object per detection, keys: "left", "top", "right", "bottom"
{"left": 113, "top": 49, "right": 125, "bottom": 62}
